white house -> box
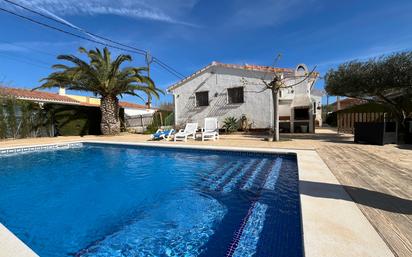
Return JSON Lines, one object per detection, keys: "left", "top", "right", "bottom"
{"left": 167, "top": 62, "right": 322, "bottom": 133}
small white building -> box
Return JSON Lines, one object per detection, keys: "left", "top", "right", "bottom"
{"left": 167, "top": 62, "right": 322, "bottom": 133}
{"left": 57, "top": 87, "right": 156, "bottom": 116}
{"left": 120, "top": 102, "right": 157, "bottom": 116}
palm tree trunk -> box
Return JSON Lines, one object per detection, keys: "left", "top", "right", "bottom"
{"left": 100, "top": 95, "right": 120, "bottom": 135}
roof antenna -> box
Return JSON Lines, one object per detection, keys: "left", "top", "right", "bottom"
{"left": 273, "top": 53, "right": 282, "bottom": 67}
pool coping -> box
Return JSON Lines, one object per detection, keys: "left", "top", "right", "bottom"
{"left": 0, "top": 224, "right": 39, "bottom": 257}
{"left": 0, "top": 140, "right": 394, "bottom": 257}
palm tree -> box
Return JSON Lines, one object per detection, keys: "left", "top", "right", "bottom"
{"left": 36, "top": 47, "right": 162, "bottom": 135}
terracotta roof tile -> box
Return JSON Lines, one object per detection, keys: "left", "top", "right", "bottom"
{"left": 167, "top": 61, "right": 318, "bottom": 92}
{"left": 0, "top": 86, "right": 80, "bottom": 104}
{"left": 119, "top": 101, "right": 150, "bottom": 109}
{"left": 215, "top": 62, "right": 294, "bottom": 73}
{"left": 330, "top": 97, "right": 367, "bottom": 111}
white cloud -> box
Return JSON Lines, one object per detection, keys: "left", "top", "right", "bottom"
{"left": 3, "top": 0, "right": 198, "bottom": 26}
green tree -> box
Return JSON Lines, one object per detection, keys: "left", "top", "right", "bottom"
{"left": 19, "top": 101, "right": 34, "bottom": 138}
{"left": 325, "top": 51, "right": 412, "bottom": 127}
{"left": 5, "top": 97, "right": 17, "bottom": 138}
{"left": 36, "top": 47, "right": 163, "bottom": 135}
{"left": 0, "top": 98, "right": 7, "bottom": 139}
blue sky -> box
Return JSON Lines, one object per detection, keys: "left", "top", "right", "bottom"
{"left": 0, "top": 0, "right": 411, "bottom": 106}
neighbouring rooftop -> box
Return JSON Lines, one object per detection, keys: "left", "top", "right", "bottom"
{"left": 0, "top": 86, "right": 154, "bottom": 110}
{"left": 0, "top": 86, "right": 80, "bottom": 105}
{"left": 328, "top": 97, "right": 367, "bottom": 112}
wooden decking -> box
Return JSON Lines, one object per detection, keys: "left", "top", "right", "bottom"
{"left": 317, "top": 145, "right": 412, "bottom": 257}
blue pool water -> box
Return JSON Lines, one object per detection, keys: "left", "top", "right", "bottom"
{"left": 0, "top": 143, "right": 303, "bottom": 257}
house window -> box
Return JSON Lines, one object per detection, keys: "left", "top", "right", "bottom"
{"left": 228, "top": 87, "right": 244, "bottom": 104}
{"left": 195, "top": 91, "right": 209, "bottom": 107}
{"left": 313, "top": 102, "right": 317, "bottom": 114}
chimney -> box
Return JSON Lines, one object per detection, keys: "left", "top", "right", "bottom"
{"left": 59, "top": 87, "right": 66, "bottom": 96}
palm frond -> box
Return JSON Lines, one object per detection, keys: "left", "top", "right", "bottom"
{"left": 33, "top": 46, "right": 163, "bottom": 103}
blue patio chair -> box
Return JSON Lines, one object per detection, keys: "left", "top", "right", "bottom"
{"left": 151, "top": 129, "right": 175, "bottom": 140}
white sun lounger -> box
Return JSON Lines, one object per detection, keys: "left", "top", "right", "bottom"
{"left": 174, "top": 123, "right": 198, "bottom": 142}
{"left": 202, "top": 117, "right": 220, "bottom": 141}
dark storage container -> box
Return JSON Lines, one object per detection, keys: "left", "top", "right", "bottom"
{"left": 354, "top": 122, "right": 397, "bottom": 145}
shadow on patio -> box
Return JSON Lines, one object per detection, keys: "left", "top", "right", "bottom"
{"left": 236, "top": 127, "right": 355, "bottom": 144}
{"left": 300, "top": 180, "right": 412, "bottom": 215}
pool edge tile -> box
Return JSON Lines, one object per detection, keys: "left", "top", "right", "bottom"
{"left": 0, "top": 223, "right": 39, "bottom": 257}
{"left": 296, "top": 150, "right": 394, "bottom": 257}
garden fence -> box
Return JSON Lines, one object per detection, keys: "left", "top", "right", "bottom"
{"left": 125, "top": 114, "right": 154, "bottom": 129}
{"left": 337, "top": 112, "right": 387, "bottom": 134}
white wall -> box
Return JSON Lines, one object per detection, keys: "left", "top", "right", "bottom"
{"left": 171, "top": 65, "right": 318, "bottom": 130}
{"left": 124, "top": 108, "right": 156, "bottom": 116}
{"left": 172, "top": 67, "right": 272, "bottom": 129}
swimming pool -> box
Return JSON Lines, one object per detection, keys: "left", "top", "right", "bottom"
{"left": 0, "top": 143, "right": 303, "bottom": 257}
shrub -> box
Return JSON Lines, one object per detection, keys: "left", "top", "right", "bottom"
{"left": 164, "top": 112, "right": 174, "bottom": 126}
{"left": 144, "top": 110, "right": 173, "bottom": 134}
{"left": 5, "top": 98, "right": 17, "bottom": 137}
{"left": 223, "top": 116, "right": 239, "bottom": 133}
{"left": 0, "top": 98, "right": 6, "bottom": 139}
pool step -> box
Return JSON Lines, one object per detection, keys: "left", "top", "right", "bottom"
{"left": 209, "top": 161, "right": 244, "bottom": 191}
{"left": 241, "top": 159, "right": 269, "bottom": 191}
{"left": 200, "top": 161, "right": 236, "bottom": 187}
{"left": 206, "top": 157, "right": 282, "bottom": 194}
{"left": 222, "top": 160, "right": 258, "bottom": 193}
